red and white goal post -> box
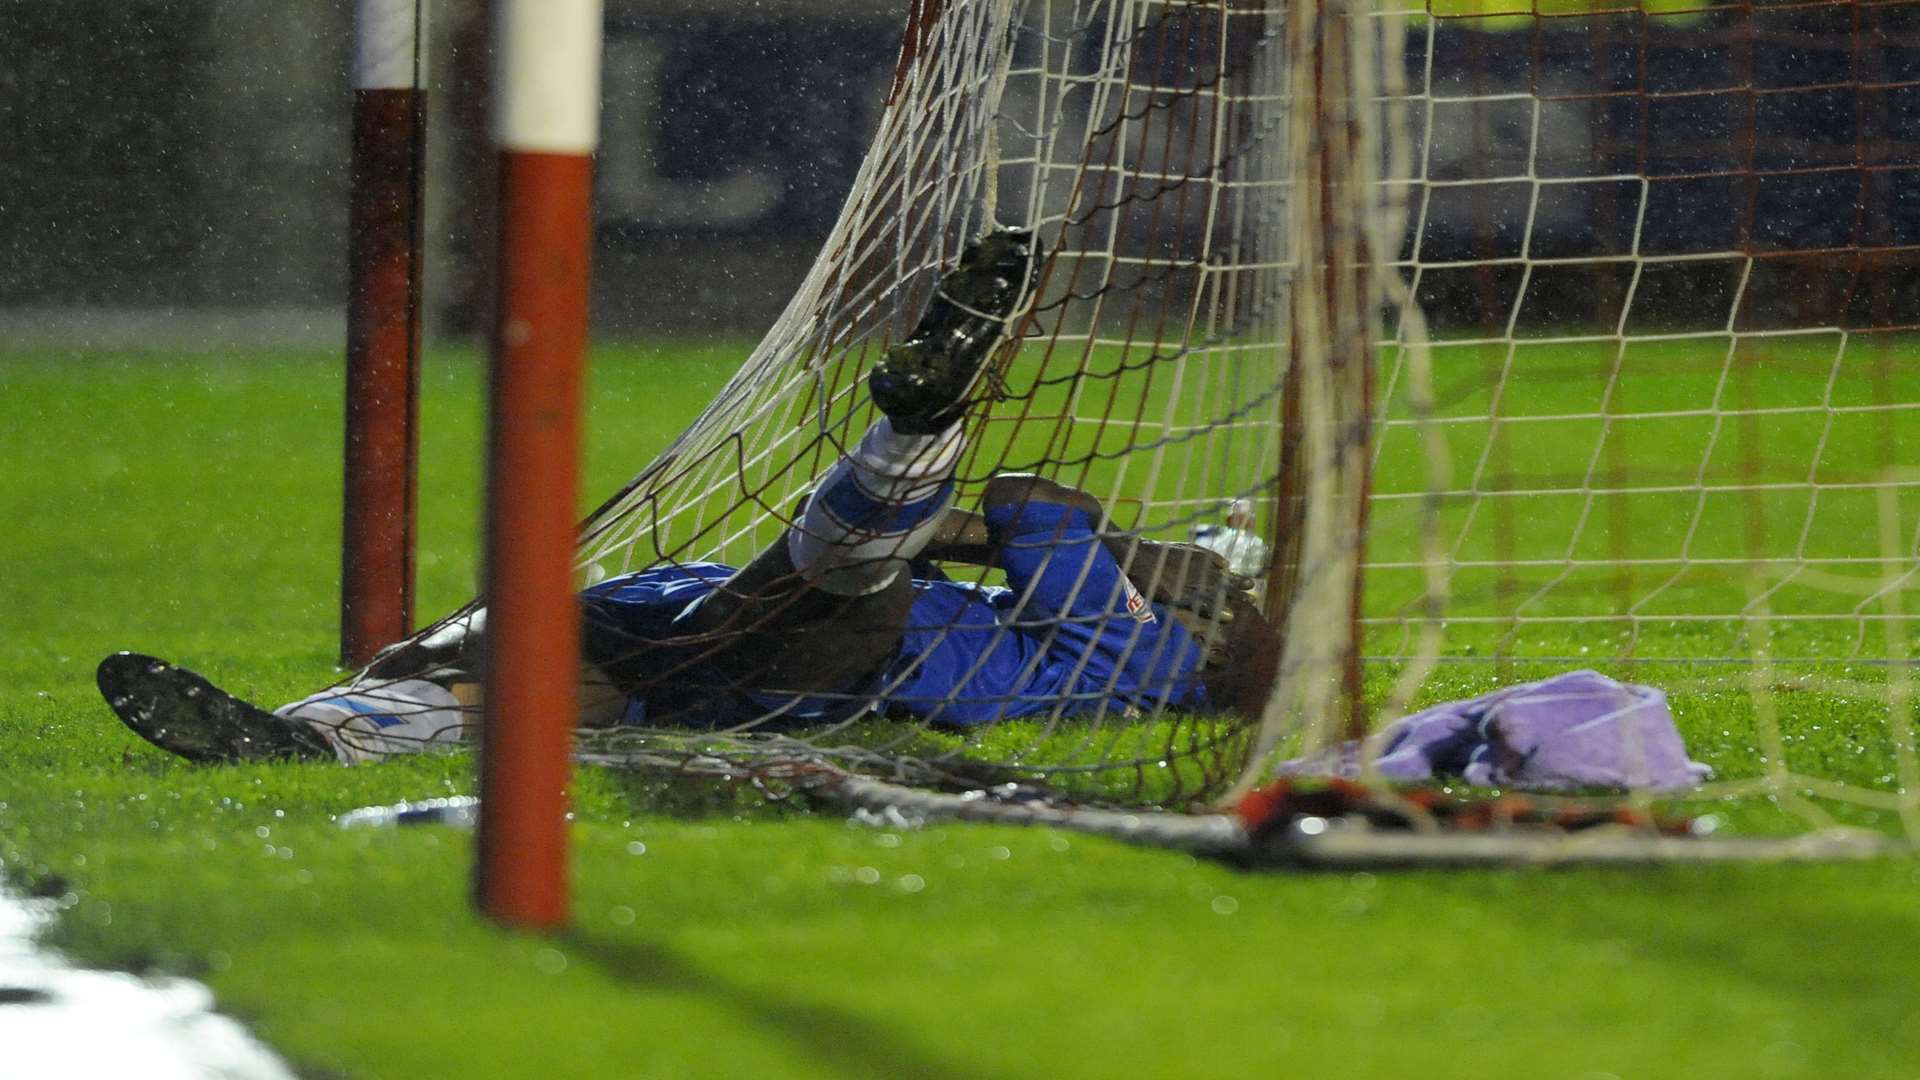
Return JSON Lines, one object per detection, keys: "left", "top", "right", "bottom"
{"left": 341, "top": 0, "right": 428, "bottom": 670}
{"left": 472, "top": 0, "right": 603, "bottom": 930}
{"left": 339, "top": 0, "right": 603, "bottom": 929}
{"left": 342, "top": 0, "right": 601, "bottom": 931}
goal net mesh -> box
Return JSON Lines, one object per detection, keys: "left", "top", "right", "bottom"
{"left": 562, "top": 0, "right": 1373, "bottom": 805}
{"left": 1362, "top": 0, "right": 1920, "bottom": 837}
{"left": 371, "top": 0, "right": 1916, "bottom": 835}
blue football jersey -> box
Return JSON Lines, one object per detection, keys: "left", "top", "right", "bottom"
{"left": 579, "top": 503, "right": 1207, "bottom": 729}
{"left": 878, "top": 501, "right": 1206, "bottom": 726}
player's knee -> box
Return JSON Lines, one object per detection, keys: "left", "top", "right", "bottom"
{"left": 982, "top": 473, "right": 1100, "bottom": 518}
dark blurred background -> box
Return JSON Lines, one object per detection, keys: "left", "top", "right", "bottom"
{"left": 0, "top": 0, "right": 901, "bottom": 345}
{"left": 3, "top": 0, "right": 1915, "bottom": 345}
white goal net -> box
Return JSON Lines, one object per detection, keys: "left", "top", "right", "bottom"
{"left": 371, "top": 0, "right": 1918, "bottom": 836}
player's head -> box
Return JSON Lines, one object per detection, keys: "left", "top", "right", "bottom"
{"left": 1226, "top": 497, "right": 1254, "bottom": 530}
{"left": 1189, "top": 589, "right": 1280, "bottom": 719}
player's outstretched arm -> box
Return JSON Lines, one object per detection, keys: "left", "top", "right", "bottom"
{"left": 914, "top": 500, "right": 1246, "bottom": 616}
{"left": 944, "top": 473, "right": 1249, "bottom": 613}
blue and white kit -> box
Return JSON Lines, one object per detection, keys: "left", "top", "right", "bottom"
{"left": 580, "top": 500, "right": 1208, "bottom": 729}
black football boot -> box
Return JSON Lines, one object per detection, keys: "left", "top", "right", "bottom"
{"left": 97, "top": 652, "right": 335, "bottom": 764}
{"left": 868, "top": 226, "right": 1046, "bottom": 434}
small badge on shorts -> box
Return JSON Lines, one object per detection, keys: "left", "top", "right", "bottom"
{"left": 1123, "top": 577, "right": 1156, "bottom": 623}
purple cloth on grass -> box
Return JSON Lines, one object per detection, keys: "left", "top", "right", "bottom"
{"left": 1278, "top": 669, "right": 1711, "bottom": 791}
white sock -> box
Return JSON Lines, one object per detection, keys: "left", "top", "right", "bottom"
{"left": 275, "top": 679, "right": 467, "bottom": 765}
{"left": 786, "top": 417, "right": 963, "bottom": 595}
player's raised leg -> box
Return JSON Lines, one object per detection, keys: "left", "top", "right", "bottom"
{"left": 673, "top": 227, "right": 1045, "bottom": 695}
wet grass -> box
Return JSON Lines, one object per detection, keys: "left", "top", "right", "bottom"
{"left": 3, "top": 344, "right": 1919, "bottom": 1079}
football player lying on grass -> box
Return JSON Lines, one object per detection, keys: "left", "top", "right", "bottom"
{"left": 98, "top": 228, "right": 1276, "bottom": 765}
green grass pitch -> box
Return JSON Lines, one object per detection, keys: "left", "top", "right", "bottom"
{"left": 2, "top": 344, "right": 1918, "bottom": 1079}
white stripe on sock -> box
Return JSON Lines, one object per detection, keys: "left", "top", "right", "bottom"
{"left": 788, "top": 418, "right": 964, "bottom": 595}
{"left": 276, "top": 679, "right": 466, "bottom": 764}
